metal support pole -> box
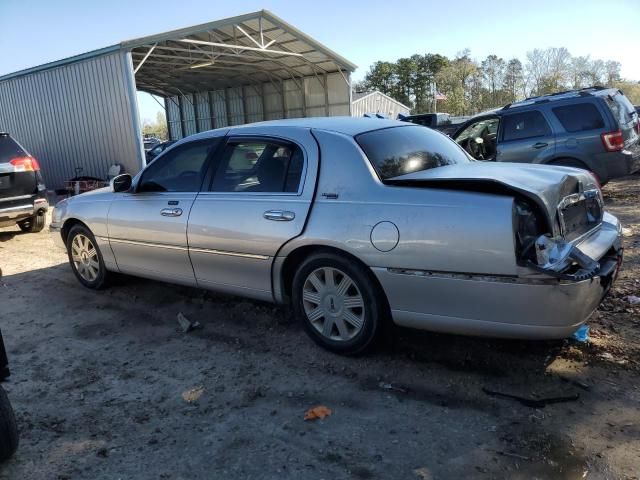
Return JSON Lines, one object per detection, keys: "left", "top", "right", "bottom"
{"left": 323, "top": 73, "right": 329, "bottom": 116}
{"left": 208, "top": 90, "right": 217, "bottom": 129}
{"left": 225, "top": 88, "right": 232, "bottom": 126}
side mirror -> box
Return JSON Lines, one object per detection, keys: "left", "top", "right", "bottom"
{"left": 110, "top": 174, "right": 132, "bottom": 193}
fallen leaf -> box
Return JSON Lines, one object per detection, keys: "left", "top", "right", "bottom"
{"left": 413, "top": 467, "right": 432, "bottom": 479}
{"left": 182, "top": 386, "right": 204, "bottom": 403}
{"left": 304, "top": 405, "right": 332, "bottom": 421}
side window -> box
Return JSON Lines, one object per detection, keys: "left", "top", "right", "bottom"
{"left": 502, "top": 111, "right": 551, "bottom": 141}
{"left": 552, "top": 103, "right": 605, "bottom": 133}
{"left": 138, "top": 139, "right": 218, "bottom": 192}
{"left": 210, "top": 140, "right": 304, "bottom": 193}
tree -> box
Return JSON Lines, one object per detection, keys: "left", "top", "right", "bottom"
{"left": 503, "top": 58, "right": 525, "bottom": 103}
{"left": 481, "top": 55, "right": 506, "bottom": 106}
{"left": 142, "top": 111, "right": 168, "bottom": 140}
{"left": 362, "top": 61, "right": 397, "bottom": 96}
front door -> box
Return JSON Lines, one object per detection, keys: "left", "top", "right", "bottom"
{"left": 108, "top": 138, "right": 221, "bottom": 285}
{"left": 187, "top": 128, "right": 318, "bottom": 301}
{"left": 496, "top": 110, "right": 556, "bottom": 163}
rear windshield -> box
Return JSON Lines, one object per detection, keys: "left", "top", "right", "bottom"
{"left": 0, "top": 135, "right": 28, "bottom": 164}
{"left": 552, "top": 103, "right": 605, "bottom": 132}
{"left": 605, "top": 92, "right": 637, "bottom": 128}
{"left": 356, "top": 125, "right": 470, "bottom": 180}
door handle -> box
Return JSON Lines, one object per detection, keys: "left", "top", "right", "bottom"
{"left": 532, "top": 142, "right": 548, "bottom": 149}
{"left": 161, "top": 208, "right": 183, "bottom": 217}
{"left": 263, "top": 210, "right": 295, "bottom": 221}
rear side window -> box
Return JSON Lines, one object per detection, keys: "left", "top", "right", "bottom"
{"left": 356, "top": 125, "right": 470, "bottom": 180}
{"left": 210, "top": 140, "right": 304, "bottom": 193}
{"left": 0, "top": 135, "right": 29, "bottom": 163}
{"left": 552, "top": 103, "right": 605, "bottom": 132}
{"left": 502, "top": 111, "right": 551, "bottom": 141}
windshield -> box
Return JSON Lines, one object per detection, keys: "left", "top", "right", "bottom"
{"left": 455, "top": 118, "right": 499, "bottom": 143}
{"left": 356, "top": 125, "right": 470, "bottom": 180}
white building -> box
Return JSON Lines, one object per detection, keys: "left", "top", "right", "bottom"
{"left": 351, "top": 91, "right": 410, "bottom": 119}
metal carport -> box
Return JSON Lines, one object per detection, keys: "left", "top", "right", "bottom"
{"left": 0, "top": 10, "right": 356, "bottom": 190}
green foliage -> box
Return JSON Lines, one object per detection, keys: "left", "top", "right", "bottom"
{"left": 142, "top": 111, "right": 168, "bottom": 140}
{"left": 358, "top": 47, "right": 632, "bottom": 116}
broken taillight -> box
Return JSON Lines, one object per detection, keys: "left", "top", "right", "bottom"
{"left": 9, "top": 156, "right": 40, "bottom": 172}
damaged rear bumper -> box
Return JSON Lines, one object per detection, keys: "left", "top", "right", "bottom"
{"left": 372, "top": 214, "right": 623, "bottom": 340}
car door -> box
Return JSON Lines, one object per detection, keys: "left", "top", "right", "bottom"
{"left": 108, "top": 137, "right": 222, "bottom": 285}
{"left": 452, "top": 116, "right": 500, "bottom": 160}
{"left": 187, "top": 127, "right": 318, "bottom": 301}
{"left": 496, "top": 110, "right": 556, "bottom": 164}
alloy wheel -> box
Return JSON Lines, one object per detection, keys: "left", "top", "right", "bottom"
{"left": 71, "top": 234, "right": 100, "bottom": 282}
{"left": 302, "top": 267, "right": 365, "bottom": 341}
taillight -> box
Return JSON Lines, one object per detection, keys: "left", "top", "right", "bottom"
{"left": 9, "top": 156, "right": 40, "bottom": 172}
{"left": 600, "top": 130, "right": 624, "bottom": 152}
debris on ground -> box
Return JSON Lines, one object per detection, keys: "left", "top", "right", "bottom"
{"left": 572, "top": 324, "right": 590, "bottom": 342}
{"left": 303, "top": 405, "right": 332, "bottom": 421}
{"left": 598, "top": 352, "right": 628, "bottom": 365}
{"left": 625, "top": 295, "right": 640, "bottom": 305}
{"left": 482, "top": 387, "right": 579, "bottom": 408}
{"left": 182, "top": 386, "right": 205, "bottom": 403}
{"left": 413, "top": 467, "right": 432, "bottom": 479}
{"left": 378, "top": 382, "right": 408, "bottom": 394}
{"left": 176, "top": 312, "right": 202, "bottom": 333}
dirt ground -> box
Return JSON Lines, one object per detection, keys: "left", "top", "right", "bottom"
{"left": 0, "top": 176, "right": 639, "bottom": 480}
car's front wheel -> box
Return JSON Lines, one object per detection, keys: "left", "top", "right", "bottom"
{"left": 66, "top": 225, "right": 110, "bottom": 289}
{"left": 292, "top": 252, "right": 386, "bottom": 355}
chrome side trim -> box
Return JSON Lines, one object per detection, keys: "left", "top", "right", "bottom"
{"left": 109, "top": 237, "right": 188, "bottom": 251}
{"left": 107, "top": 237, "right": 269, "bottom": 260}
{"left": 190, "top": 247, "right": 269, "bottom": 260}
{"left": 0, "top": 204, "right": 34, "bottom": 219}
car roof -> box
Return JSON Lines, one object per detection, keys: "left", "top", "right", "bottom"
{"left": 191, "top": 116, "right": 409, "bottom": 140}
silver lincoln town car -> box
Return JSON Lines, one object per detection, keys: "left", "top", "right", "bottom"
{"left": 50, "top": 117, "right": 623, "bottom": 354}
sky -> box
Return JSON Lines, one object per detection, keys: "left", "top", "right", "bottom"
{"left": 1, "top": 0, "right": 639, "bottom": 123}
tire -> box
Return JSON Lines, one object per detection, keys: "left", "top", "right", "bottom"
{"left": 17, "top": 212, "right": 45, "bottom": 233}
{"left": 0, "top": 385, "right": 18, "bottom": 462}
{"left": 292, "top": 252, "right": 387, "bottom": 355}
{"left": 66, "top": 224, "right": 110, "bottom": 289}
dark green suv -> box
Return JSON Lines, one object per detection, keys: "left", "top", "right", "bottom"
{"left": 452, "top": 87, "right": 640, "bottom": 184}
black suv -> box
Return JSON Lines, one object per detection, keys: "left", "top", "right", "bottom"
{"left": 0, "top": 133, "right": 48, "bottom": 232}
{"left": 451, "top": 87, "right": 640, "bottom": 183}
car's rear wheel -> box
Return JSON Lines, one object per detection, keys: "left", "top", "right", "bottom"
{"left": 17, "top": 211, "right": 45, "bottom": 233}
{"left": 292, "top": 252, "right": 385, "bottom": 355}
{"left": 0, "top": 385, "right": 18, "bottom": 461}
{"left": 66, "top": 225, "right": 110, "bottom": 289}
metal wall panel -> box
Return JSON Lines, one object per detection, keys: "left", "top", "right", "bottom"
{"left": 351, "top": 91, "right": 410, "bottom": 119}
{"left": 164, "top": 72, "right": 352, "bottom": 139}
{"left": 210, "top": 90, "right": 228, "bottom": 128}
{"left": 195, "top": 92, "right": 212, "bottom": 131}
{"left": 227, "top": 87, "right": 245, "bottom": 126}
{"left": 181, "top": 95, "right": 197, "bottom": 136}
{"left": 0, "top": 51, "right": 143, "bottom": 189}
{"left": 166, "top": 96, "right": 182, "bottom": 140}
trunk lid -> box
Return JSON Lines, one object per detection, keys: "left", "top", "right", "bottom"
{"left": 386, "top": 162, "right": 600, "bottom": 235}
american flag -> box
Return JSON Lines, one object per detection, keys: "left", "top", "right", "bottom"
{"left": 434, "top": 92, "right": 447, "bottom": 100}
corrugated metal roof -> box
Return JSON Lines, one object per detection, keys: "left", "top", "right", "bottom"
{"left": 351, "top": 91, "right": 410, "bottom": 110}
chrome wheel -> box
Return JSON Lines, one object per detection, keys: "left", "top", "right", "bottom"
{"left": 71, "top": 234, "right": 100, "bottom": 282}
{"left": 302, "top": 267, "right": 365, "bottom": 341}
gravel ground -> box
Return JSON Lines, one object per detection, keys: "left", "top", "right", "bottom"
{"left": 0, "top": 176, "right": 639, "bottom": 480}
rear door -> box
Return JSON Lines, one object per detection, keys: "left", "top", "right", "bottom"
{"left": 496, "top": 110, "right": 556, "bottom": 163}
{"left": 187, "top": 127, "right": 318, "bottom": 301}
{"left": 0, "top": 135, "right": 40, "bottom": 207}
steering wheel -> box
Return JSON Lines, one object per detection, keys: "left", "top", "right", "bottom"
{"left": 467, "top": 137, "right": 486, "bottom": 160}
